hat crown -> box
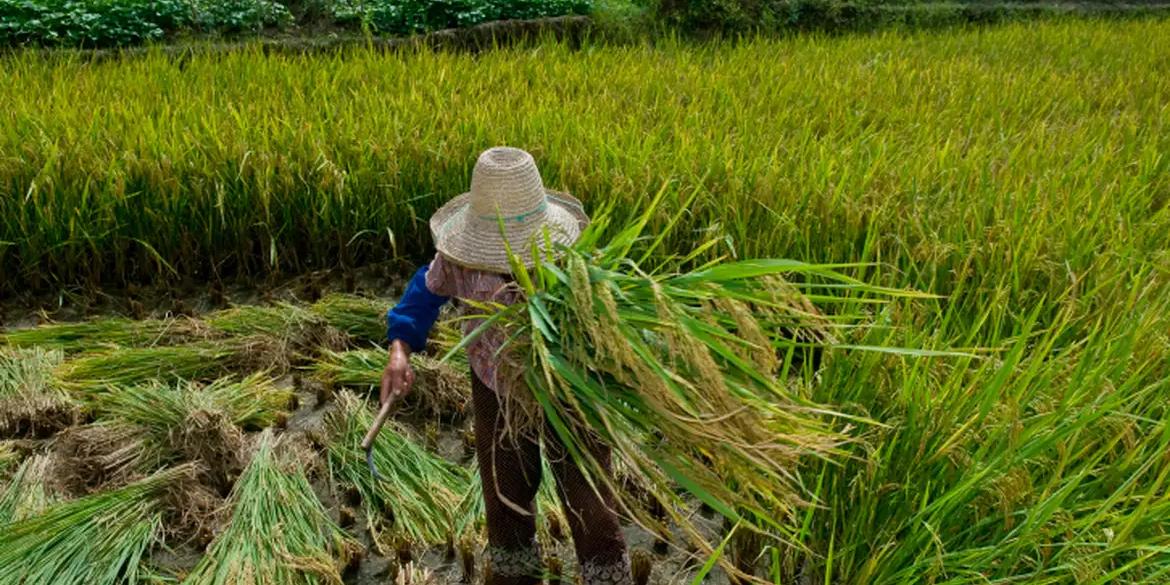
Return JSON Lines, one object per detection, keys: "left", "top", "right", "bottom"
{"left": 468, "top": 147, "right": 547, "bottom": 219}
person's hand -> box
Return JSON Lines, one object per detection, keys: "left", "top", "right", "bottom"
{"left": 381, "top": 340, "right": 415, "bottom": 407}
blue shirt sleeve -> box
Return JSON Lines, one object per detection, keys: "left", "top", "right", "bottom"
{"left": 386, "top": 264, "right": 449, "bottom": 352}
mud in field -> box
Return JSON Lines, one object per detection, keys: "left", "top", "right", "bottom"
{"left": 280, "top": 377, "right": 736, "bottom": 585}
{"left": 0, "top": 262, "right": 752, "bottom": 584}
{"left": 0, "top": 260, "right": 415, "bottom": 330}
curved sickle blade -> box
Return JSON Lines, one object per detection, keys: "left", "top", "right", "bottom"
{"left": 366, "top": 445, "right": 386, "bottom": 482}
{"left": 361, "top": 400, "right": 396, "bottom": 483}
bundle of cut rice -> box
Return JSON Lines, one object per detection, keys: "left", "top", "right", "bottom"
{"left": 459, "top": 194, "right": 923, "bottom": 567}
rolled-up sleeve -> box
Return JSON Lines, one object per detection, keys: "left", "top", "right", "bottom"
{"left": 385, "top": 261, "right": 450, "bottom": 352}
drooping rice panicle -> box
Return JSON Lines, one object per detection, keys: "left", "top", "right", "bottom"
{"left": 0, "top": 347, "right": 76, "bottom": 438}
{"left": 314, "top": 348, "right": 470, "bottom": 418}
{"left": 0, "top": 454, "right": 57, "bottom": 524}
{"left": 310, "top": 294, "right": 390, "bottom": 344}
{"left": 327, "top": 391, "right": 470, "bottom": 552}
{"left": 53, "top": 336, "right": 288, "bottom": 390}
{"left": 185, "top": 431, "right": 359, "bottom": 585}
{"left": 0, "top": 317, "right": 209, "bottom": 354}
{"left": 0, "top": 465, "right": 190, "bottom": 585}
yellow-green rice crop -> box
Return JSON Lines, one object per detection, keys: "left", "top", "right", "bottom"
{"left": 0, "top": 16, "right": 1166, "bottom": 584}
{"left": 0, "top": 19, "right": 1164, "bottom": 330}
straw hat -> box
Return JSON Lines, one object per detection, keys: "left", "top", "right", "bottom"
{"left": 430, "top": 147, "right": 589, "bottom": 273}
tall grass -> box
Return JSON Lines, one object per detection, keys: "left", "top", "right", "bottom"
{"left": 0, "top": 19, "right": 1164, "bottom": 330}
{"left": 781, "top": 294, "right": 1170, "bottom": 584}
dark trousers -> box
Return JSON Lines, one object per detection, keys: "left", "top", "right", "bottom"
{"left": 471, "top": 373, "right": 632, "bottom": 585}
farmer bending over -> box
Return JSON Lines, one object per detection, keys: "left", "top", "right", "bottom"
{"left": 382, "top": 147, "right": 632, "bottom": 585}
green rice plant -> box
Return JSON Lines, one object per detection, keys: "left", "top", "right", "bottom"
{"left": 0, "top": 317, "right": 209, "bottom": 354}
{"left": 780, "top": 294, "right": 1170, "bottom": 584}
{"left": 53, "top": 335, "right": 288, "bottom": 389}
{"left": 0, "top": 19, "right": 1168, "bottom": 582}
{"left": 314, "top": 347, "right": 471, "bottom": 417}
{"left": 310, "top": 294, "right": 390, "bottom": 344}
{"left": 326, "top": 391, "right": 471, "bottom": 552}
{"left": 185, "top": 430, "right": 359, "bottom": 585}
{"left": 0, "top": 347, "right": 75, "bottom": 437}
{"left": 0, "top": 465, "right": 190, "bottom": 585}
{"left": 0, "top": 453, "right": 56, "bottom": 524}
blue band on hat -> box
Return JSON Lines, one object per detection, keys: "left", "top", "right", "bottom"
{"left": 477, "top": 199, "right": 548, "bottom": 223}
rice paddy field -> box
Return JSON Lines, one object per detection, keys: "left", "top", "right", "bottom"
{"left": 1, "top": 15, "right": 1169, "bottom": 585}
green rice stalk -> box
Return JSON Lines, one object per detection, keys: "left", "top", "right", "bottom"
{"left": 393, "top": 562, "right": 440, "bottom": 585}
{"left": 0, "top": 454, "right": 57, "bottom": 524}
{"left": 87, "top": 374, "right": 294, "bottom": 431}
{"left": 310, "top": 294, "right": 390, "bottom": 344}
{"left": 0, "top": 441, "right": 17, "bottom": 478}
{"left": 326, "top": 391, "right": 470, "bottom": 552}
{"left": 0, "top": 317, "right": 209, "bottom": 354}
{"left": 206, "top": 303, "right": 346, "bottom": 354}
{"left": 58, "top": 375, "right": 293, "bottom": 493}
{"left": 0, "top": 465, "right": 191, "bottom": 585}
{"left": 475, "top": 196, "right": 926, "bottom": 564}
{"left": 314, "top": 348, "right": 470, "bottom": 418}
{"left": 53, "top": 335, "right": 289, "bottom": 389}
{"left": 185, "top": 431, "right": 359, "bottom": 585}
{"left": 0, "top": 347, "right": 76, "bottom": 438}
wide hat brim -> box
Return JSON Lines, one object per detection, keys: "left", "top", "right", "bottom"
{"left": 430, "top": 189, "right": 589, "bottom": 273}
